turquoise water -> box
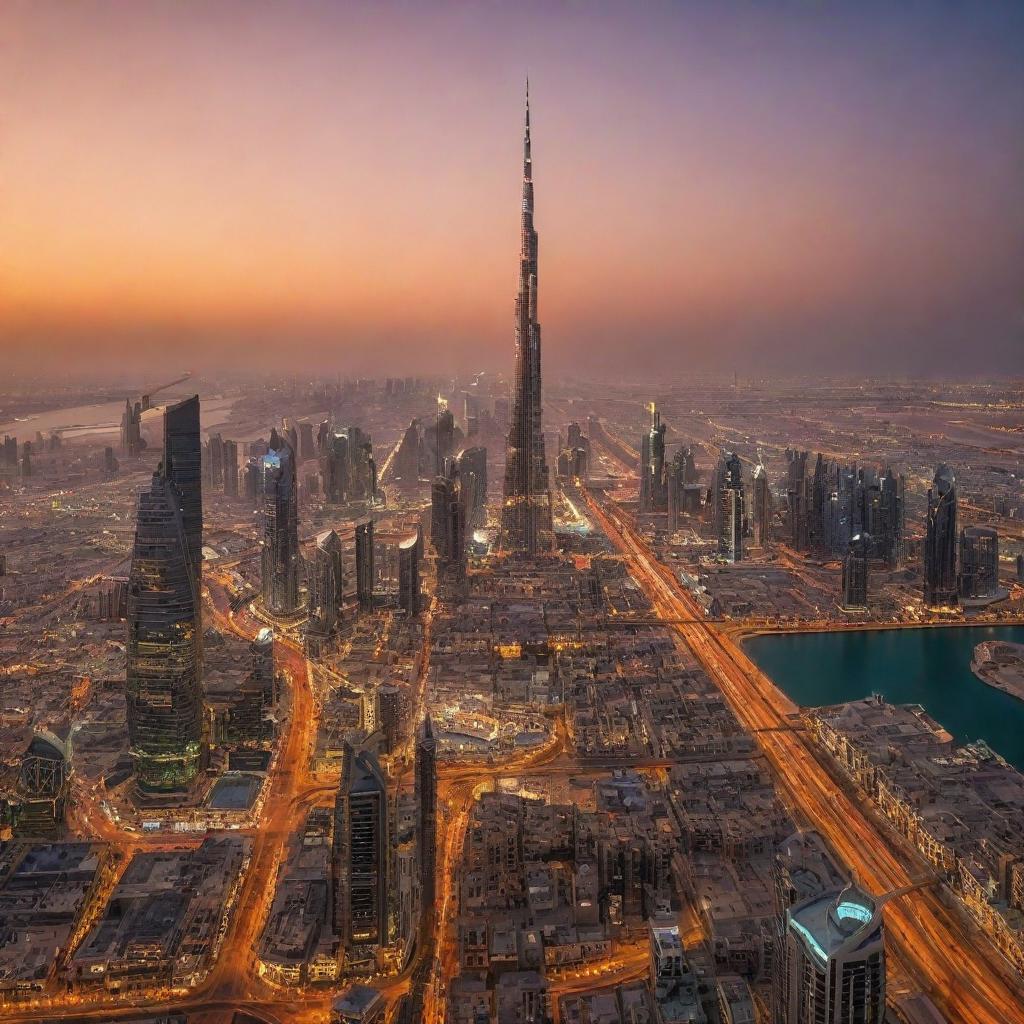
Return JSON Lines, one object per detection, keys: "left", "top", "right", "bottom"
{"left": 744, "top": 626, "right": 1024, "bottom": 770}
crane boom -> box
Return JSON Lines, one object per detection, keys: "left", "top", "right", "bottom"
{"left": 141, "top": 372, "right": 192, "bottom": 410}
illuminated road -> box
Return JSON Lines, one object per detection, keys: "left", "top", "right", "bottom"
{"left": 584, "top": 486, "right": 1024, "bottom": 1024}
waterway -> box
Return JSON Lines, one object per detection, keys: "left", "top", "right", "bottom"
{"left": 744, "top": 625, "right": 1024, "bottom": 771}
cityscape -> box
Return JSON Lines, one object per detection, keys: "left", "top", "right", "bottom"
{"left": 2, "top": 4, "right": 1024, "bottom": 1024}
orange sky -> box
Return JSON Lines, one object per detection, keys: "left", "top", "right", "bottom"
{"left": 2, "top": 1, "right": 1022, "bottom": 378}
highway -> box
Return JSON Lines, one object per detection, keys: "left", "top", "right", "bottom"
{"left": 582, "top": 485, "right": 1024, "bottom": 1024}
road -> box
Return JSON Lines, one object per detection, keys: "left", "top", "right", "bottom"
{"left": 583, "top": 485, "right": 1024, "bottom": 1024}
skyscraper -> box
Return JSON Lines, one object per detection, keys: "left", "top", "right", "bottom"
{"left": 923, "top": 464, "right": 958, "bottom": 607}
{"left": 398, "top": 535, "right": 421, "bottom": 615}
{"left": 356, "top": 519, "right": 375, "bottom": 613}
{"left": 752, "top": 462, "right": 772, "bottom": 548}
{"left": 334, "top": 744, "right": 389, "bottom": 949}
{"left": 781, "top": 884, "right": 886, "bottom": 1024}
{"left": 716, "top": 452, "right": 745, "bottom": 563}
{"left": 842, "top": 533, "right": 870, "bottom": 610}
{"left": 163, "top": 396, "right": 203, "bottom": 583}
{"left": 223, "top": 439, "right": 239, "bottom": 497}
{"left": 639, "top": 404, "right": 668, "bottom": 514}
{"left": 959, "top": 526, "right": 999, "bottom": 601}
{"left": 501, "top": 84, "right": 553, "bottom": 554}
{"left": 307, "top": 529, "right": 344, "bottom": 651}
{"left": 260, "top": 433, "right": 301, "bottom": 616}
{"left": 415, "top": 715, "right": 438, "bottom": 920}
{"left": 431, "top": 460, "right": 467, "bottom": 590}
{"left": 126, "top": 470, "right": 205, "bottom": 790}
{"left": 458, "top": 446, "right": 488, "bottom": 530}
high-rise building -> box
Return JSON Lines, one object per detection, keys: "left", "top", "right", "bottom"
{"left": 458, "top": 446, "right": 488, "bottom": 529}
{"left": 375, "top": 685, "right": 401, "bottom": 753}
{"left": 781, "top": 884, "right": 885, "bottom": 1024}
{"left": 923, "top": 465, "right": 958, "bottom": 608}
{"left": 716, "top": 453, "right": 744, "bottom": 562}
{"left": 251, "top": 627, "right": 276, "bottom": 707}
{"left": 163, "top": 397, "right": 203, "bottom": 583}
{"left": 842, "top": 533, "right": 870, "bottom": 610}
{"left": 260, "top": 433, "right": 301, "bottom": 616}
{"left": 415, "top": 715, "right": 437, "bottom": 919}
{"left": 356, "top": 520, "right": 375, "bottom": 612}
{"left": 786, "top": 449, "right": 811, "bottom": 551}
{"left": 875, "top": 468, "right": 905, "bottom": 568}
{"left": 639, "top": 404, "right": 668, "bottom": 514}
{"left": 206, "top": 433, "right": 224, "bottom": 490}
{"left": 308, "top": 529, "right": 344, "bottom": 651}
{"left": 333, "top": 744, "right": 389, "bottom": 949}
{"left": 752, "top": 463, "right": 772, "bottom": 548}
{"left": 223, "top": 439, "right": 239, "bottom": 497}
{"left": 120, "top": 399, "right": 145, "bottom": 456}
{"left": 431, "top": 461, "right": 467, "bottom": 589}
{"left": 959, "top": 526, "right": 999, "bottom": 601}
{"left": 126, "top": 471, "right": 205, "bottom": 790}
{"left": 398, "top": 535, "right": 421, "bottom": 615}
{"left": 500, "top": 84, "right": 553, "bottom": 554}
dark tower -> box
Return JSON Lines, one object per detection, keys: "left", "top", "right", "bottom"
{"left": 416, "top": 715, "right": 438, "bottom": 919}
{"left": 500, "top": 83, "right": 553, "bottom": 554}
{"left": 126, "top": 471, "right": 205, "bottom": 790}
{"left": 260, "top": 435, "right": 301, "bottom": 615}
{"left": 639, "top": 404, "right": 668, "bottom": 514}
{"left": 356, "top": 519, "right": 375, "bottom": 612}
{"left": 923, "top": 465, "right": 958, "bottom": 607}
{"left": 842, "top": 533, "right": 870, "bottom": 610}
{"left": 163, "top": 396, "right": 203, "bottom": 584}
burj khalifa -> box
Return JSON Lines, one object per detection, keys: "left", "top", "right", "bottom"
{"left": 500, "top": 83, "right": 553, "bottom": 554}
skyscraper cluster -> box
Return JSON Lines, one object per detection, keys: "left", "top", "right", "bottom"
{"left": 202, "top": 433, "right": 240, "bottom": 496}
{"left": 501, "top": 84, "right": 553, "bottom": 554}
{"left": 125, "top": 396, "right": 205, "bottom": 791}
{"left": 320, "top": 425, "right": 377, "bottom": 505}
{"left": 786, "top": 451, "right": 905, "bottom": 568}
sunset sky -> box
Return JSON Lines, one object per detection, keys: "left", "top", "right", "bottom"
{"left": 3, "top": 1, "right": 1022, "bottom": 379}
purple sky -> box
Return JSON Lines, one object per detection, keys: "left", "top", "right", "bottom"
{"left": 3, "top": 0, "right": 1022, "bottom": 379}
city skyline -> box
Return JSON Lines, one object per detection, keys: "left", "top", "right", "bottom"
{"left": 3, "top": 1, "right": 1023, "bottom": 378}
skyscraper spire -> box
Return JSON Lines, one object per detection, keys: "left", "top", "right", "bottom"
{"left": 501, "top": 83, "right": 553, "bottom": 554}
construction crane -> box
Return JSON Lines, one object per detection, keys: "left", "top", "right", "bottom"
{"left": 141, "top": 372, "right": 192, "bottom": 411}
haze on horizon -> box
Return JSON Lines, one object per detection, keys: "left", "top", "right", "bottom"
{"left": 2, "top": 0, "right": 1023, "bottom": 381}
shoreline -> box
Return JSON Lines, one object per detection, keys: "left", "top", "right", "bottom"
{"left": 733, "top": 617, "right": 1024, "bottom": 644}
{"left": 971, "top": 641, "right": 1024, "bottom": 704}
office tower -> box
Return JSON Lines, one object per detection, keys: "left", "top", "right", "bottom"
{"left": 251, "top": 627, "right": 276, "bottom": 706}
{"left": 923, "top": 465, "right": 958, "bottom": 607}
{"left": 458, "top": 446, "right": 488, "bottom": 529}
{"left": 959, "top": 526, "right": 999, "bottom": 601}
{"left": 163, "top": 397, "right": 203, "bottom": 587}
{"left": 786, "top": 449, "right": 810, "bottom": 551}
{"left": 398, "top": 535, "right": 421, "bottom": 615}
{"left": 842, "top": 534, "right": 870, "bottom": 610}
{"left": 716, "top": 452, "right": 745, "bottom": 562}
{"left": 260, "top": 434, "right": 301, "bottom": 616}
{"left": 356, "top": 520, "right": 375, "bottom": 612}
{"left": 205, "top": 433, "right": 224, "bottom": 490}
{"left": 242, "top": 458, "right": 261, "bottom": 501}
{"left": 223, "top": 439, "right": 239, "bottom": 496}
{"left": 501, "top": 85, "right": 553, "bottom": 555}
{"left": 308, "top": 529, "right": 344, "bottom": 651}
{"left": 126, "top": 471, "right": 205, "bottom": 791}
{"left": 1018, "top": 553, "right": 1024, "bottom": 584}
{"left": 782, "top": 885, "right": 885, "bottom": 1024}
{"left": 877, "top": 468, "right": 905, "bottom": 568}
{"left": 752, "top": 462, "right": 772, "bottom": 548}
{"left": 333, "top": 744, "right": 389, "bottom": 948}
{"left": 21, "top": 442, "right": 32, "bottom": 479}
{"left": 121, "top": 399, "right": 145, "bottom": 456}
{"left": 431, "top": 461, "right": 467, "bottom": 589}
{"left": 376, "top": 685, "right": 401, "bottom": 753}
{"left": 431, "top": 404, "right": 457, "bottom": 476}
{"left": 103, "top": 446, "right": 119, "bottom": 477}
{"left": 298, "top": 421, "right": 315, "bottom": 461}
{"left": 639, "top": 404, "right": 668, "bottom": 514}
{"left": 416, "top": 715, "right": 438, "bottom": 918}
